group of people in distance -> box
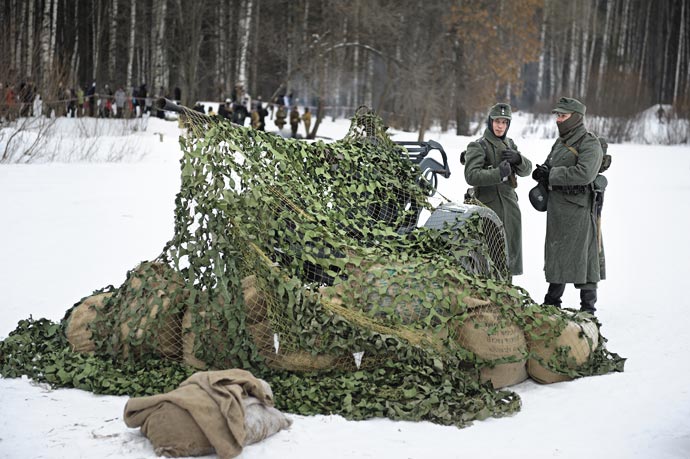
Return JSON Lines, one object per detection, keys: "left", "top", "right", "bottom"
{"left": 464, "top": 97, "right": 605, "bottom": 315}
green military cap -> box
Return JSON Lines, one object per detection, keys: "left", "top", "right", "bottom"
{"left": 552, "top": 97, "right": 586, "bottom": 115}
{"left": 489, "top": 103, "right": 512, "bottom": 120}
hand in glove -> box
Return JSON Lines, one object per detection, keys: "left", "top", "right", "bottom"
{"left": 532, "top": 164, "right": 550, "bottom": 185}
{"left": 499, "top": 160, "right": 512, "bottom": 181}
{"left": 502, "top": 149, "right": 521, "bottom": 165}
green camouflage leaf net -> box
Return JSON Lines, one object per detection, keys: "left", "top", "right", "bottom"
{"left": 0, "top": 106, "right": 625, "bottom": 428}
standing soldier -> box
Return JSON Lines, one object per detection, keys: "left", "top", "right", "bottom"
{"left": 464, "top": 103, "right": 533, "bottom": 277}
{"left": 301, "top": 106, "right": 312, "bottom": 138}
{"left": 289, "top": 106, "right": 300, "bottom": 138}
{"left": 275, "top": 104, "right": 287, "bottom": 130}
{"left": 531, "top": 97, "right": 604, "bottom": 314}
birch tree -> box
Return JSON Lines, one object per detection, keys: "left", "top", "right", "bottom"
{"left": 152, "top": 0, "right": 168, "bottom": 95}
{"left": 596, "top": 0, "right": 613, "bottom": 100}
{"left": 39, "top": 0, "right": 52, "bottom": 87}
{"left": 673, "top": 0, "right": 685, "bottom": 105}
{"left": 49, "top": 0, "right": 57, "bottom": 71}
{"left": 109, "top": 0, "right": 119, "bottom": 84}
{"left": 126, "top": 0, "right": 137, "bottom": 91}
{"left": 237, "top": 0, "right": 254, "bottom": 90}
{"left": 26, "top": 0, "right": 35, "bottom": 78}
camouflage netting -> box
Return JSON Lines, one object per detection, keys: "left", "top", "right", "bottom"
{"left": 0, "top": 104, "right": 625, "bottom": 428}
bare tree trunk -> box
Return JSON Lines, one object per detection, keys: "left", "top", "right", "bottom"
{"left": 216, "top": 0, "right": 226, "bottom": 99}
{"left": 636, "top": 1, "right": 652, "bottom": 100}
{"left": 6, "top": 0, "right": 16, "bottom": 72}
{"left": 126, "top": 0, "right": 137, "bottom": 91}
{"left": 16, "top": 0, "right": 27, "bottom": 76}
{"left": 364, "top": 53, "right": 374, "bottom": 108}
{"left": 93, "top": 0, "right": 104, "bottom": 81}
{"left": 27, "top": 0, "right": 35, "bottom": 78}
{"left": 250, "top": 0, "right": 261, "bottom": 97}
{"left": 660, "top": 3, "right": 673, "bottom": 102}
{"left": 152, "top": 0, "right": 168, "bottom": 94}
{"left": 578, "top": 0, "right": 591, "bottom": 97}
{"left": 40, "top": 0, "right": 52, "bottom": 87}
{"left": 237, "top": 0, "right": 254, "bottom": 89}
{"left": 70, "top": 0, "right": 80, "bottom": 85}
{"left": 49, "top": 0, "right": 58, "bottom": 70}
{"left": 673, "top": 0, "right": 685, "bottom": 105}
{"left": 352, "top": 0, "right": 360, "bottom": 107}
{"left": 109, "top": 0, "right": 119, "bottom": 84}
{"left": 536, "top": 0, "right": 548, "bottom": 100}
{"left": 596, "top": 0, "right": 613, "bottom": 100}
{"left": 616, "top": 0, "right": 630, "bottom": 71}
{"left": 300, "top": 0, "right": 310, "bottom": 103}
{"left": 567, "top": 3, "right": 578, "bottom": 95}
{"left": 585, "top": 0, "right": 598, "bottom": 98}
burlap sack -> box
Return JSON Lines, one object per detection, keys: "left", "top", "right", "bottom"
{"left": 181, "top": 308, "right": 209, "bottom": 370}
{"left": 527, "top": 316, "right": 599, "bottom": 384}
{"left": 65, "top": 292, "right": 113, "bottom": 354}
{"left": 249, "top": 319, "right": 338, "bottom": 371}
{"left": 181, "top": 276, "right": 268, "bottom": 369}
{"left": 456, "top": 305, "right": 528, "bottom": 389}
{"left": 117, "top": 262, "right": 186, "bottom": 359}
{"left": 124, "top": 370, "right": 290, "bottom": 458}
{"left": 118, "top": 292, "right": 182, "bottom": 359}
{"left": 244, "top": 379, "right": 293, "bottom": 445}
{"left": 141, "top": 401, "right": 215, "bottom": 457}
{"left": 242, "top": 275, "right": 268, "bottom": 324}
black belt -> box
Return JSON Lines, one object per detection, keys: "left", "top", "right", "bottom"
{"left": 549, "top": 185, "right": 591, "bottom": 194}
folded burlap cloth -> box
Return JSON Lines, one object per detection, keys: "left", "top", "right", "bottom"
{"left": 124, "top": 369, "right": 274, "bottom": 458}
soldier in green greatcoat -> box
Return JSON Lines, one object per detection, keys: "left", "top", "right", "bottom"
{"left": 464, "top": 103, "right": 533, "bottom": 276}
{"left": 531, "top": 97, "right": 604, "bottom": 314}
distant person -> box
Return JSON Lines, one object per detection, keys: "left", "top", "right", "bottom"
{"left": 218, "top": 101, "right": 231, "bottom": 120}
{"left": 289, "top": 106, "right": 300, "bottom": 138}
{"left": 232, "top": 99, "right": 248, "bottom": 125}
{"left": 257, "top": 102, "right": 268, "bottom": 131}
{"left": 463, "top": 103, "right": 532, "bottom": 277}
{"left": 114, "top": 87, "right": 126, "bottom": 118}
{"left": 86, "top": 81, "right": 96, "bottom": 117}
{"left": 139, "top": 83, "right": 148, "bottom": 114}
{"left": 207, "top": 105, "right": 216, "bottom": 117}
{"left": 76, "top": 86, "right": 84, "bottom": 117}
{"left": 3, "top": 82, "right": 17, "bottom": 121}
{"left": 250, "top": 104, "right": 260, "bottom": 129}
{"left": 532, "top": 97, "right": 605, "bottom": 314}
{"left": 66, "top": 88, "right": 77, "bottom": 118}
{"left": 301, "top": 106, "right": 312, "bottom": 138}
{"left": 275, "top": 104, "right": 287, "bottom": 130}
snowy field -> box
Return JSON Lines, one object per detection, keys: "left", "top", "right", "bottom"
{"left": 1, "top": 111, "right": 690, "bottom": 459}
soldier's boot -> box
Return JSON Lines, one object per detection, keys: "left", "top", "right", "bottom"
{"left": 580, "top": 289, "right": 597, "bottom": 314}
{"left": 544, "top": 283, "right": 566, "bottom": 308}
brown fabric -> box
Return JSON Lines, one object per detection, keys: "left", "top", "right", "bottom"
{"left": 124, "top": 369, "right": 274, "bottom": 458}
{"left": 243, "top": 393, "right": 293, "bottom": 446}
{"left": 456, "top": 305, "right": 528, "bottom": 388}
{"left": 65, "top": 292, "right": 113, "bottom": 353}
{"left": 141, "top": 402, "right": 214, "bottom": 457}
{"left": 527, "top": 317, "right": 599, "bottom": 384}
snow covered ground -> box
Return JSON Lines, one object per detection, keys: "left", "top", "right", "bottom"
{"left": 1, "top": 111, "right": 690, "bottom": 459}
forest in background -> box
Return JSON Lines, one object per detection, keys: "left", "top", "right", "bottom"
{"left": 1, "top": 0, "right": 688, "bottom": 137}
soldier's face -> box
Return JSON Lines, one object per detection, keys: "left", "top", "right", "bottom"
{"left": 555, "top": 113, "right": 572, "bottom": 123}
{"left": 492, "top": 118, "right": 508, "bottom": 137}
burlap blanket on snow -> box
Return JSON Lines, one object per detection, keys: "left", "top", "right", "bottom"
{"left": 123, "top": 369, "right": 288, "bottom": 458}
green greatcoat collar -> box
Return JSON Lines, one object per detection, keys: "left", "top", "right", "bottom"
{"left": 558, "top": 123, "right": 588, "bottom": 147}
{"left": 483, "top": 127, "right": 510, "bottom": 150}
